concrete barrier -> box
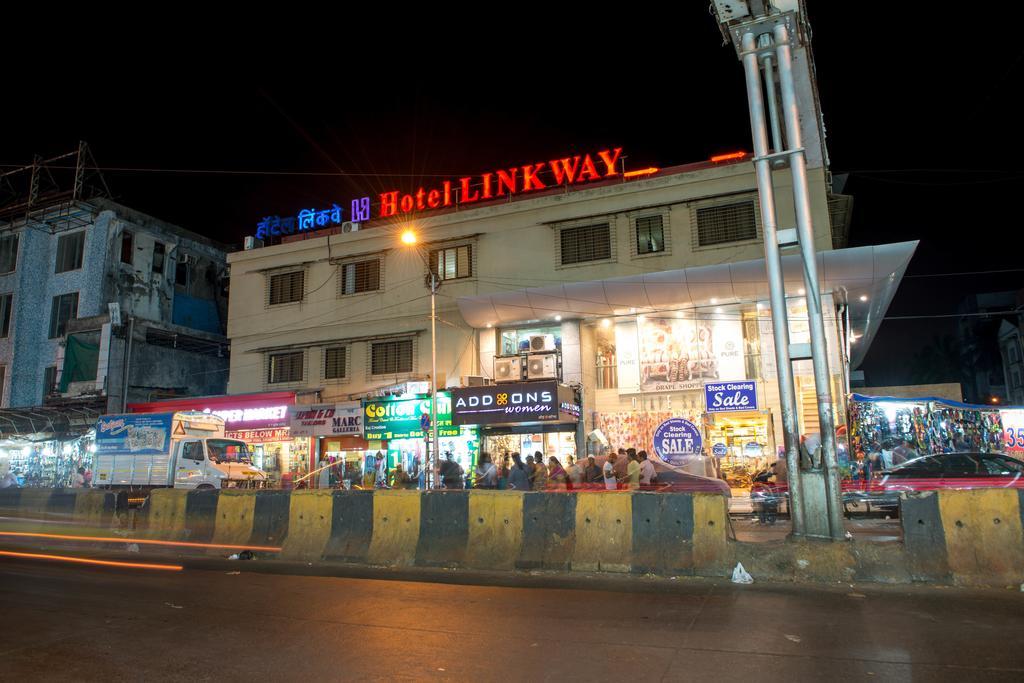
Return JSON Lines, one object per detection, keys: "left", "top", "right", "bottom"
{"left": 323, "top": 490, "right": 374, "bottom": 563}
{"left": 2, "top": 487, "right": 1023, "bottom": 587}
{"left": 464, "top": 490, "right": 523, "bottom": 570}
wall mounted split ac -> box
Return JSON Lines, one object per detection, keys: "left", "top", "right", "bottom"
{"left": 341, "top": 221, "right": 361, "bottom": 233}
{"left": 526, "top": 353, "right": 558, "bottom": 380}
{"left": 528, "top": 334, "right": 556, "bottom": 352}
{"left": 493, "top": 356, "right": 523, "bottom": 383}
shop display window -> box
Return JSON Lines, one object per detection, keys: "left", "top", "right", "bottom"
{"left": 500, "top": 326, "right": 561, "bottom": 356}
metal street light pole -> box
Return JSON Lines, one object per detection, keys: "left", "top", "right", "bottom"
{"left": 403, "top": 228, "right": 441, "bottom": 489}
{"left": 429, "top": 270, "right": 439, "bottom": 489}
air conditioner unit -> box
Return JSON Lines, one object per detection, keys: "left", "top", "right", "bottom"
{"left": 528, "top": 334, "right": 556, "bottom": 352}
{"left": 526, "top": 353, "right": 558, "bottom": 380}
{"left": 244, "top": 236, "right": 264, "bottom": 250}
{"left": 341, "top": 221, "right": 361, "bottom": 233}
{"left": 461, "top": 375, "right": 490, "bottom": 387}
{"left": 177, "top": 252, "right": 196, "bottom": 265}
{"left": 493, "top": 356, "right": 523, "bottom": 383}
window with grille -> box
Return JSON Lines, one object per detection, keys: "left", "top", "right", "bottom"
{"left": 340, "top": 259, "right": 380, "bottom": 295}
{"left": 48, "top": 292, "right": 79, "bottom": 339}
{"left": 268, "top": 271, "right": 304, "bottom": 305}
{"left": 371, "top": 339, "right": 413, "bottom": 375}
{"left": 0, "top": 234, "right": 18, "bottom": 274}
{"left": 635, "top": 215, "right": 665, "bottom": 255}
{"left": 430, "top": 245, "right": 472, "bottom": 281}
{"left": 152, "top": 242, "right": 165, "bottom": 275}
{"left": 267, "top": 351, "right": 303, "bottom": 383}
{"left": 0, "top": 293, "right": 11, "bottom": 337}
{"left": 55, "top": 231, "right": 85, "bottom": 273}
{"left": 560, "top": 223, "right": 611, "bottom": 265}
{"left": 120, "top": 231, "right": 134, "bottom": 264}
{"left": 695, "top": 201, "right": 757, "bottom": 246}
{"left": 324, "top": 347, "right": 347, "bottom": 379}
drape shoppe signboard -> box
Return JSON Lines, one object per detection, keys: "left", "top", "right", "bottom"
{"left": 451, "top": 381, "right": 579, "bottom": 425}
{"left": 616, "top": 316, "right": 745, "bottom": 394}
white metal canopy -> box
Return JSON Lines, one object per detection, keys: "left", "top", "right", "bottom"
{"left": 455, "top": 241, "right": 918, "bottom": 368}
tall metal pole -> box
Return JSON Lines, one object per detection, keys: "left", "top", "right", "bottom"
{"left": 758, "top": 35, "right": 784, "bottom": 154}
{"left": 430, "top": 272, "right": 439, "bottom": 489}
{"left": 774, "top": 23, "right": 845, "bottom": 539}
{"left": 741, "top": 31, "right": 805, "bottom": 536}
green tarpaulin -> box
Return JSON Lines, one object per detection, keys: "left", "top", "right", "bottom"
{"left": 59, "top": 335, "right": 99, "bottom": 392}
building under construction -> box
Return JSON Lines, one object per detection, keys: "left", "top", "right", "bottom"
{"left": 0, "top": 144, "right": 231, "bottom": 485}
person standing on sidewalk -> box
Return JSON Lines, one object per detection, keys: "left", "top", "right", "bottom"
{"left": 625, "top": 451, "right": 642, "bottom": 490}
{"left": 603, "top": 453, "right": 619, "bottom": 491}
{"left": 638, "top": 451, "right": 656, "bottom": 487}
{"left": 508, "top": 453, "right": 530, "bottom": 491}
{"left": 532, "top": 451, "right": 548, "bottom": 491}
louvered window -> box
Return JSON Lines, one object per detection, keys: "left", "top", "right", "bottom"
{"left": 324, "top": 347, "right": 347, "bottom": 379}
{"left": 268, "top": 271, "right": 304, "bottom": 305}
{"left": 268, "top": 351, "right": 303, "bottom": 383}
{"left": 635, "top": 215, "right": 665, "bottom": 254}
{"left": 695, "top": 201, "right": 757, "bottom": 246}
{"left": 430, "top": 245, "right": 472, "bottom": 281}
{"left": 560, "top": 223, "right": 611, "bottom": 265}
{"left": 371, "top": 339, "right": 413, "bottom": 375}
{"left": 341, "top": 259, "right": 380, "bottom": 294}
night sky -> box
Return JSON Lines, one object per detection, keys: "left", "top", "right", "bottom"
{"left": 4, "top": 6, "right": 1021, "bottom": 391}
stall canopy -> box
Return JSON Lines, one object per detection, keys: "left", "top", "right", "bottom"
{"left": 456, "top": 242, "right": 917, "bottom": 368}
{"left": 0, "top": 402, "right": 106, "bottom": 441}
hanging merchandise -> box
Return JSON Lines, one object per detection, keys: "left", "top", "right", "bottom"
{"left": 848, "top": 393, "right": 1018, "bottom": 459}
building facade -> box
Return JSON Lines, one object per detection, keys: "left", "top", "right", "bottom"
{"left": 0, "top": 197, "right": 230, "bottom": 412}
{"left": 225, "top": 151, "right": 914, "bottom": 484}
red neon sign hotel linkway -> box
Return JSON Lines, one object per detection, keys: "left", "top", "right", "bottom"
{"left": 379, "top": 148, "right": 625, "bottom": 217}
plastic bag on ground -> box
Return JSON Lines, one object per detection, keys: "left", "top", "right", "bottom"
{"left": 731, "top": 562, "right": 754, "bottom": 584}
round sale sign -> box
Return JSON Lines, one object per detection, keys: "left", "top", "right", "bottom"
{"left": 653, "top": 418, "right": 703, "bottom": 466}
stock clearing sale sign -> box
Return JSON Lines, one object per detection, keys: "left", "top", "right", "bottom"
{"left": 704, "top": 381, "right": 758, "bottom": 413}
{"left": 653, "top": 418, "right": 703, "bottom": 466}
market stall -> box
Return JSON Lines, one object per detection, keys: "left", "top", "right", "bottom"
{"left": 848, "top": 393, "right": 1011, "bottom": 464}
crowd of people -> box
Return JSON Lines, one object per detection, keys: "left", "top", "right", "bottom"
{"left": 378, "top": 447, "right": 662, "bottom": 492}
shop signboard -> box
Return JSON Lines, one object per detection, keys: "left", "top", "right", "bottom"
{"left": 1001, "top": 409, "right": 1024, "bottom": 454}
{"left": 95, "top": 414, "right": 173, "bottom": 455}
{"left": 363, "top": 392, "right": 459, "bottom": 440}
{"left": 451, "top": 381, "right": 578, "bottom": 426}
{"left": 288, "top": 402, "right": 363, "bottom": 437}
{"left": 704, "top": 381, "right": 758, "bottom": 413}
{"left": 652, "top": 417, "right": 703, "bottom": 466}
{"left": 226, "top": 428, "right": 291, "bottom": 443}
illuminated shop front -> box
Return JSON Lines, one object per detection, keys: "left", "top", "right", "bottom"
{"left": 288, "top": 401, "right": 365, "bottom": 488}
{"left": 451, "top": 381, "right": 581, "bottom": 467}
{"left": 127, "top": 391, "right": 311, "bottom": 486}
{"left": 362, "top": 391, "right": 478, "bottom": 487}
{"left": 457, "top": 244, "right": 918, "bottom": 490}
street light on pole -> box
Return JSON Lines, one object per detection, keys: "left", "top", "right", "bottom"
{"left": 400, "top": 228, "right": 440, "bottom": 489}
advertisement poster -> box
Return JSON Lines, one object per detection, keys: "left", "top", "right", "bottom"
{"left": 95, "top": 414, "right": 173, "bottom": 455}
{"left": 705, "top": 381, "right": 758, "bottom": 413}
{"left": 652, "top": 417, "right": 703, "bottom": 466}
{"left": 634, "top": 316, "right": 744, "bottom": 393}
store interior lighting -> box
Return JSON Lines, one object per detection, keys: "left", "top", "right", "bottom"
{"left": 859, "top": 295, "right": 869, "bottom": 302}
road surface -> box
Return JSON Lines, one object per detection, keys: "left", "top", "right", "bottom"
{"left": 1, "top": 557, "right": 1022, "bottom": 681}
